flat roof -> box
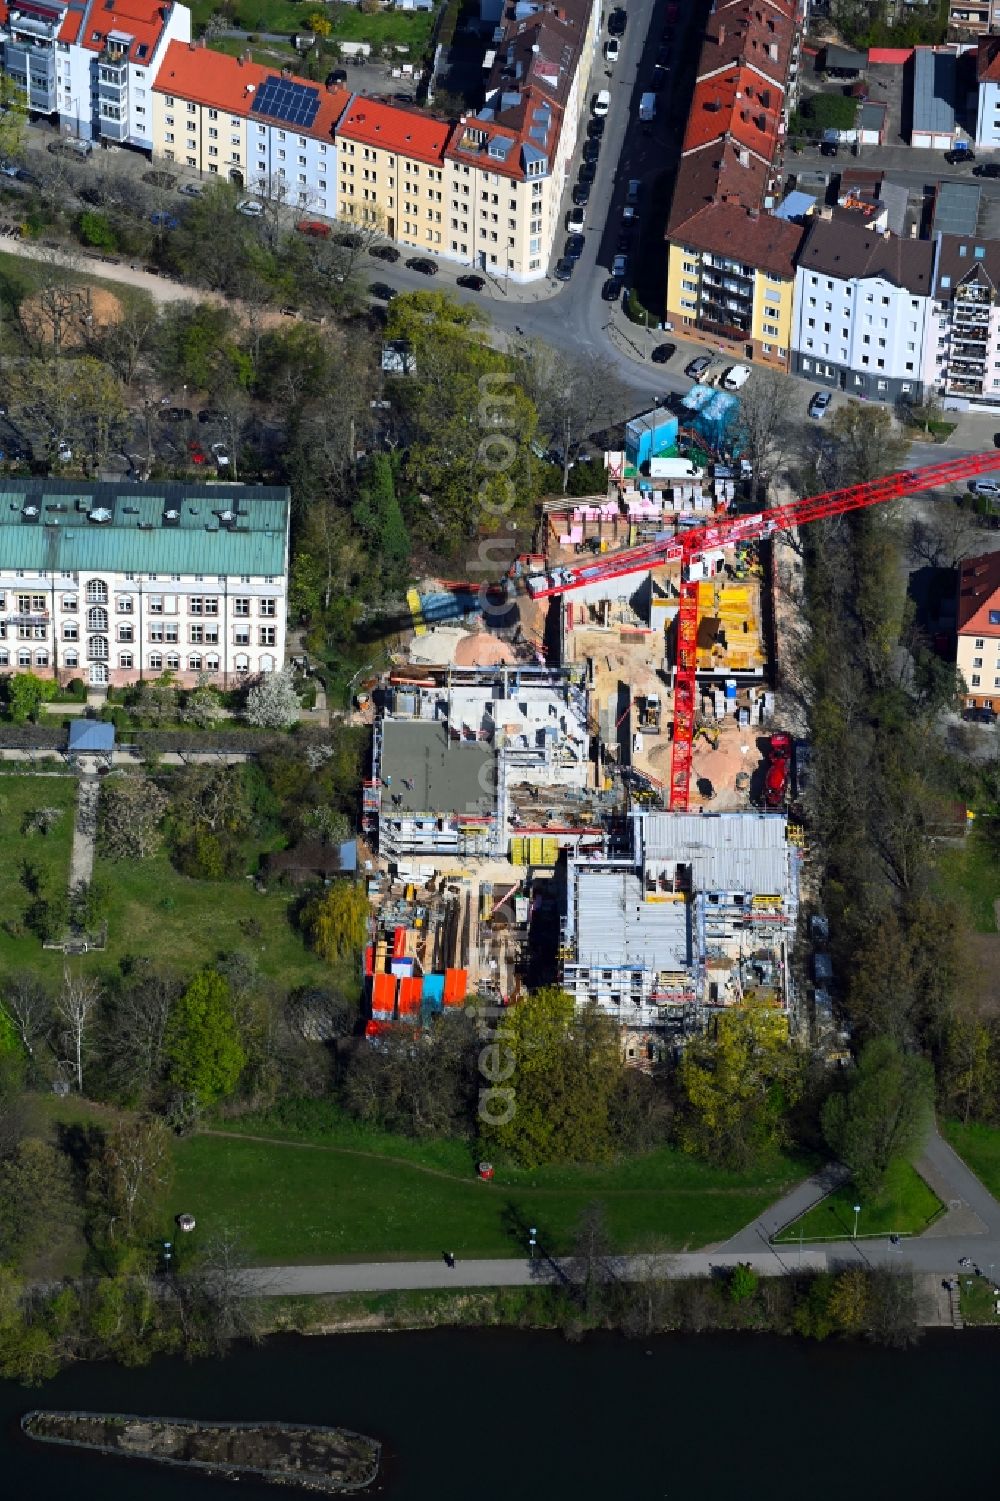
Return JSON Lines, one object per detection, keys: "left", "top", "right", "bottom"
{"left": 932, "top": 181, "right": 981, "bottom": 239}
{"left": 68, "top": 720, "right": 115, "bottom": 751}
{"left": 575, "top": 868, "right": 691, "bottom": 970}
{"left": 380, "top": 720, "right": 496, "bottom": 818}
{"left": 642, "top": 812, "right": 791, "bottom": 894}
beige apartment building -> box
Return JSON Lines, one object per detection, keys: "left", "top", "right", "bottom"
{"left": 336, "top": 96, "right": 451, "bottom": 249}
{"left": 957, "top": 551, "right": 1000, "bottom": 711}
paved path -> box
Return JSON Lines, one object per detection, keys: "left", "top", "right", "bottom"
{"left": 68, "top": 759, "right": 99, "bottom": 892}
{"left": 0, "top": 231, "right": 213, "bottom": 306}
{"left": 717, "top": 1162, "right": 850, "bottom": 1254}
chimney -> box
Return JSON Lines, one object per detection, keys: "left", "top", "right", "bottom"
{"left": 717, "top": 23, "right": 725, "bottom": 43}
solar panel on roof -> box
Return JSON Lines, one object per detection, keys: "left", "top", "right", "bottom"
{"left": 251, "top": 74, "right": 320, "bottom": 129}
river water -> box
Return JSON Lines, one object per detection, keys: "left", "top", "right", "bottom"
{"left": 1, "top": 1327, "right": 994, "bottom": 1499}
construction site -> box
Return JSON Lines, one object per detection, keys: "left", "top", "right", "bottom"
{"left": 357, "top": 403, "right": 1000, "bottom": 1052}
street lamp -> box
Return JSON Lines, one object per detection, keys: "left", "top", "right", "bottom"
{"left": 528, "top": 1226, "right": 537, "bottom": 1259}
{"left": 852, "top": 1203, "right": 861, "bottom": 1240}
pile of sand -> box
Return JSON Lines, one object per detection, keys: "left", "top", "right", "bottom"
{"left": 454, "top": 631, "right": 515, "bottom": 667}
{"left": 20, "top": 285, "right": 123, "bottom": 349}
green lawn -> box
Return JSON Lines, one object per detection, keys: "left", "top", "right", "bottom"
{"left": 960, "top": 1275, "right": 1000, "bottom": 1326}
{"left": 943, "top": 1120, "right": 1000, "bottom": 1197}
{"left": 0, "top": 772, "right": 77, "bottom": 980}
{"left": 170, "top": 1124, "right": 807, "bottom": 1263}
{"left": 90, "top": 850, "right": 336, "bottom": 990}
{"left": 935, "top": 829, "right": 1000, "bottom": 934}
{"left": 189, "top": 0, "right": 436, "bottom": 57}
{"left": 773, "top": 1159, "right": 942, "bottom": 1244}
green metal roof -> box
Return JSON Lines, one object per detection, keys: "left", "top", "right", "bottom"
{"left": 0, "top": 481, "right": 289, "bottom": 577}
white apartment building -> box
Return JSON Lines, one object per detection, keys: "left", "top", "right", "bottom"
{"left": 975, "top": 33, "right": 1000, "bottom": 148}
{"left": 0, "top": 481, "right": 289, "bottom": 689}
{"left": 791, "top": 218, "right": 933, "bottom": 402}
{"left": 923, "top": 234, "right": 1000, "bottom": 404}
{"left": 0, "top": 0, "right": 189, "bottom": 149}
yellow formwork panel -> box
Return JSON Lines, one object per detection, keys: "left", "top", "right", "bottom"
{"left": 406, "top": 587, "right": 427, "bottom": 637}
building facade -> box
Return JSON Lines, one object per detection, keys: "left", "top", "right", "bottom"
{"left": 0, "top": 0, "right": 190, "bottom": 149}
{"left": 152, "top": 40, "right": 348, "bottom": 211}
{"left": 956, "top": 551, "right": 1000, "bottom": 710}
{"left": 335, "top": 94, "right": 451, "bottom": 249}
{"left": 664, "top": 0, "right": 808, "bottom": 372}
{"left": 791, "top": 218, "right": 932, "bottom": 402}
{"left": 923, "top": 234, "right": 1000, "bottom": 404}
{"left": 974, "top": 35, "right": 1000, "bottom": 149}
{"left": 0, "top": 481, "right": 289, "bottom": 688}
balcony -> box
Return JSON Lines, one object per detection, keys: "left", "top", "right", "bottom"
{"left": 695, "top": 314, "right": 748, "bottom": 343}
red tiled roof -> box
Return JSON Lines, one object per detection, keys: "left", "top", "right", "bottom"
{"left": 337, "top": 96, "right": 451, "bottom": 166}
{"left": 153, "top": 40, "right": 350, "bottom": 139}
{"left": 698, "top": 0, "right": 798, "bottom": 85}
{"left": 684, "top": 67, "right": 783, "bottom": 159}
{"left": 957, "top": 551, "right": 1000, "bottom": 635}
{"left": 59, "top": 7, "right": 84, "bottom": 45}
{"left": 668, "top": 137, "right": 772, "bottom": 236}
{"left": 80, "top": 0, "right": 171, "bottom": 64}
{"left": 977, "top": 35, "right": 1000, "bottom": 83}
{"left": 446, "top": 84, "right": 560, "bottom": 181}
{"left": 669, "top": 198, "right": 804, "bottom": 279}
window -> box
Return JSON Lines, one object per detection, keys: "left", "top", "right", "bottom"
{"left": 87, "top": 606, "right": 108, "bottom": 632}
{"left": 189, "top": 596, "right": 203, "bottom": 615}
{"left": 148, "top": 652, "right": 162, "bottom": 671}
{"left": 34, "top": 650, "right": 48, "bottom": 668}
{"left": 972, "top": 674, "right": 981, "bottom": 687}
{"left": 189, "top": 654, "right": 202, "bottom": 672}
{"left": 190, "top": 624, "right": 204, "bottom": 644}
{"left": 258, "top": 626, "right": 276, "bottom": 646}
{"left": 62, "top": 594, "right": 77, "bottom": 611}
{"left": 166, "top": 653, "right": 180, "bottom": 671}
{"left": 63, "top": 623, "right": 78, "bottom": 641}
{"left": 234, "top": 597, "right": 250, "bottom": 616}
{"left": 118, "top": 624, "right": 133, "bottom": 643}
{"left": 148, "top": 595, "right": 163, "bottom": 614}
{"left": 17, "top": 649, "right": 30, "bottom": 667}
{"left": 63, "top": 650, "right": 78, "bottom": 669}
{"left": 234, "top": 654, "right": 250, "bottom": 674}
{"left": 86, "top": 579, "right": 108, "bottom": 604}
{"left": 119, "top": 651, "right": 133, "bottom": 669}
{"left": 117, "top": 595, "right": 133, "bottom": 614}
{"left": 205, "top": 654, "right": 220, "bottom": 673}
{"left": 973, "top": 657, "right": 983, "bottom": 669}
{"left": 234, "top": 626, "right": 250, "bottom": 646}
{"left": 88, "top": 636, "right": 108, "bottom": 660}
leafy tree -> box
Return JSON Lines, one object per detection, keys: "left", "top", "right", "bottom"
{"left": 342, "top": 1009, "right": 477, "bottom": 1137}
{"left": 0, "top": 1136, "right": 78, "bottom": 1265}
{"left": 481, "top": 988, "right": 624, "bottom": 1167}
{"left": 98, "top": 773, "right": 169, "bottom": 860}
{"left": 303, "top": 879, "right": 369, "bottom": 964}
{"left": 92, "top": 1115, "right": 173, "bottom": 1247}
{"left": 827, "top": 402, "right": 909, "bottom": 487}
{"left": 940, "top": 1014, "right": 997, "bottom": 1125}
{"left": 78, "top": 210, "right": 117, "bottom": 250}
{"left": 244, "top": 669, "right": 301, "bottom": 729}
{"left": 821, "top": 1036, "right": 933, "bottom": 1199}
{"left": 181, "top": 685, "right": 224, "bottom": 728}
{"left": 0, "top": 1267, "right": 59, "bottom": 1384}
{"left": 728, "top": 1262, "right": 759, "bottom": 1304}
{"left": 164, "top": 970, "right": 245, "bottom": 1107}
{"left": 5, "top": 673, "right": 57, "bottom": 724}
{"left": 827, "top": 1266, "right": 869, "bottom": 1334}
{"left": 99, "top": 960, "right": 180, "bottom": 1103}
{"left": 677, "top": 998, "right": 803, "bottom": 1168}
{"left": 352, "top": 453, "right": 410, "bottom": 580}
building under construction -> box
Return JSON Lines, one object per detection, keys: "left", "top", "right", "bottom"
{"left": 366, "top": 665, "right": 593, "bottom": 859}
{"left": 560, "top": 809, "right": 800, "bottom": 1056}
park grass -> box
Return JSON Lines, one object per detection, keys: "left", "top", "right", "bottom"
{"left": 773, "top": 1158, "right": 943, "bottom": 1244}
{"left": 90, "top": 849, "right": 336, "bottom": 990}
{"left": 171, "top": 1125, "right": 808, "bottom": 1262}
{"left": 935, "top": 828, "right": 1000, "bottom": 934}
{"left": 188, "top": 0, "right": 436, "bottom": 55}
{"left": 959, "top": 1275, "right": 1000, "bottom": 1325}
{"left": 943, "top": 1120, "right": 1000, "bottom": 1197}
{"left": 0, "top": 772, "right": 77, "bottom": 981}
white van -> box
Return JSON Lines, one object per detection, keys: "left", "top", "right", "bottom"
{"left": 723, "top": 364, "right": 751, "bottom": 391}
{"left": 593, "top": 89, "right": 611, "bottom": 117}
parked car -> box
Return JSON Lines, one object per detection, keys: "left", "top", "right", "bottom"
{"left": 567, "top": 204, "right": 586, "bottom": 231}
{"left": 55, "top": 440, "right": 72, "bottom": 463}
{"left": 457, "top": 273, "right": 486, "bottom": 291}
{"left": 604, "top": 37, "right": 620, "bottom": 63}
{"left": 15, "top": 168, "right": 40, "bottom": 185}
{"left": 808, "top": 389, "right": 832, "bottom": 419}
{"left": 608, "top": 6, "right": 627, "bottom": 34}
{"left": 0, "top": 162, "right": 18, "bottom": 179}
{"left": 963, "top": 706, "right": 997, "bottom": 724}
{"left": 793, "top": 739, "right": 812, "bottom": 797}
{"left": 968, "top": 478, "right": 1000, "bottom": 496}
{"left": 611, "top": 251, "right": 628, "bottom": 278}
{"left": 602, "top": 276, "right": 622, "bottom": 301}
{"left": 973, "top": 163, "right": 1000, "bottom": 178}
{"left": 583, "top": 138, "right": 601, "bottom": 163}
{"left": 143, "top": 170, "right": 175, "bottom": 188}
{"left": 572, "top": 182, "right": 591, "bottom": 206}
{"left": 180, "top": 182, "right": 203, "bottom": 197}
{"left": 685, "top": 355, "right": 711, "bottom": 380}
{"left": 211, "top": 442, "right": 231, "bottom": 470}
{"left": 296, "top": 218, "right": 331, "bottom": 238}
{"left": 406, "top": 257, "right": 438, "bottom": 275}
{"left": 159, "top": 407, "right": 194, "bottom": 423}
{"left": 565, "top": 233, "right": 585, "bottom": 261}
{"left": 945, "top": 146, "right": 975, "bottom": 164}
{"left": 198, "top": 408, "right": 224, "bottom": 425}
{"left": 149, "top": 211, "right": 179, "bottom": 229}
{"left": 48, "top": 138, "right": 91, "bottom": 159}
{"left": 326, "top": 69, "right": 348, "bottom": 86}
{"left": 579, "top": 161, "right": 597, "bottom": 185}
{"left": 335, "top": 230, "right": 363, "bottom": 249}
{"left": 626, "top": 179, "right": 641, "bottom": 206}
{"left": 723, "top": 364, "right": 751, "bottom": 391}
{"left": 820, "top": 141, "right": 838, "bottom": 158}
{"left": 371, "top": 242, "right": 401, "bottom": 262}
{"left": 554, "top": 257, "right": 575, "bottom": 282}
{"left": 369, "top": 281, "right": 397, "bottom": 301}
{"left": 592, "top": 89, "right": 611, "bottom": 117}
{"left": 237, "top": 198, "right": 264, "bottom": 217}
{"left": 588, "top": 116, "right": 606, "bottom": 140}
{"left": 188, "top": 440, "right": 207, "bottom": 465}
{"left": 651, "top": 343, "right": 676, "bottom": 364}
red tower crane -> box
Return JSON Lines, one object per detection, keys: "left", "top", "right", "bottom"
{"left": 524, "top": 452, "right": 1000, "bottom": 811}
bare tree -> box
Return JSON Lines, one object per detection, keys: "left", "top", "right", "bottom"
{"left": 729, "top": 369, "right": 794, "bottom": 489}
{"left": 53, "top": 967, "right": 101, "bottom": 1093}
{"left": 179, "top": 1227, "right": 269, "bottom": 1355}
{"left": 515, "top": 341, "right": 628, "bottom": 492}
{"left": 102, "top": 960, "right": 180, "bottom": 1100}
{"left": 1, "top": 972, "right": 50, "bottom": 1061}
{"left": 96, "top": 1114, "right": 173, "bottom": 1244}
{"left": 909, "top": 506, "right": 985, "bottom": 572}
